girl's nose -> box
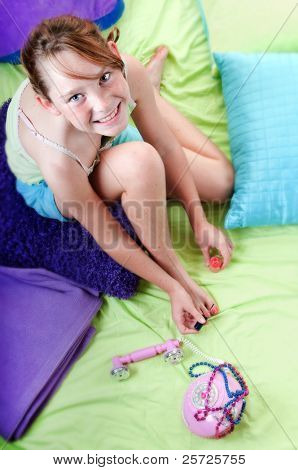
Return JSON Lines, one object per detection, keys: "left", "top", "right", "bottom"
{"left": 89, "top": 92, "right": 111, "bottom": 115}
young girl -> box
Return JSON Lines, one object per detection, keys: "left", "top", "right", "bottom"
{"left": 5, "top": 15, "right": 234, "bottom": 334}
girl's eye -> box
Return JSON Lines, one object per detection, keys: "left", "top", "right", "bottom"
{"left": 69, "top": 93, "right": 83, "bottom": 103}
{"left": 100, "top": 72, "right": 111, "bottom": 83}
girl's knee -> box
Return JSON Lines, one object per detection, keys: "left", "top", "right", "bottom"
{"left": 92, "top": 141, "right": 165, "bottom": 202}
{"left": 127, "top": 142, "right": 165, "bottom": 181}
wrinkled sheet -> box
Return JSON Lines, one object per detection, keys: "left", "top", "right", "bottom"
{"left": 1, "top": 0, "right": 298, "bottom": 450}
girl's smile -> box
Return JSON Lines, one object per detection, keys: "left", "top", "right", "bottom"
{"left": 92, "top": 101, "right": 122, "bottom": 126}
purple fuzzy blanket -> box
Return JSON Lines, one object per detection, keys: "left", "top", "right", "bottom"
{"left": 0, "top": 100, "right": 140, "bottom": 298}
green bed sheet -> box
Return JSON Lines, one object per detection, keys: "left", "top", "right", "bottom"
{"left": 1, "top": 0, "right": 298, "bottom": 450}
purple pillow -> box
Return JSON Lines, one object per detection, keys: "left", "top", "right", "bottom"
{"left": 0, "top": 100, "right": 140, "bottom": 298}
{"left": 0, "top": 0, "right": 125, "bottom": 63}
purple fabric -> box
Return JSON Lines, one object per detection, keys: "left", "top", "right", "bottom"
{"left": 0, "top": 0, "right": 121, "bottom": 57}
{"left": 0, "top": 100, "right": 140, "bottom": 298}
{"left": 0, "top": 265, "right": 102, "bottom": 441}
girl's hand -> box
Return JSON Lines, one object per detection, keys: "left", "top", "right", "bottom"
{"left": 194, "top": 221, "right": 234, "bottom": 271}
{"left": 169, "top": 284, "right": 209, "bottom": 334}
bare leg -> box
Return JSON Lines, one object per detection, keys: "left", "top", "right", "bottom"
{"left": 170, "top": 146, "right": 234, "bottom": 203}
{"left": 90, "top": 142, "right": 218, "bottom": 316}
{"left": 145, "top": 47, "right": 234, "bottom": 201}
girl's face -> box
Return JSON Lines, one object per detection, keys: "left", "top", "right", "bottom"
{"left": 38, "top": 43, "right": 131, "bottom": 136}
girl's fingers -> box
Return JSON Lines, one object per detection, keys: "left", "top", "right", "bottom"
{"left": 192, "top": 309, "right": 206, "bottom": 324}
{"left": 181, "top": 326, "right": 200, "bottom": 334}
{"left": 185, "top": 309, "right": 206, "bottom": 325}
{"left": 226, "top": 237, "right": 234, "bottom": 251}
{"left": 178, "top": 318, "right": 197, "bottom": 334}
{"left": 202, "top": 247, "right": 210, "bottom": 268}
{"left": 220, "top": 244, "right": 232, "bottom": 269}
{"left": 225, "top": 240, "right": 232, "bottom": 255}
{"left": 180, "top": 318, "right": 203, "bottom": 334}
{"left": 185, "top": 312, "right": 194, "bottom": 323}
{"left": 221, "top": 237, "right": 234, "bottom": 268}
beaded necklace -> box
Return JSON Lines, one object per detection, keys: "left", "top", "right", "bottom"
{"left": 180, "top": 337, "right": 249, "bottom": 439}
{"left": 188, "top": 361, "right": 249, "bottom": 439}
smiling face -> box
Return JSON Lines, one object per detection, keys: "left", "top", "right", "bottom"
{"left": 36, "top": 43, "right": 131, "bottom": 136}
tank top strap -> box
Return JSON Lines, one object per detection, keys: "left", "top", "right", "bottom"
{"left": 18, "top": 107, "right": 98, "bottom": 175}
{"left": 18, "top": 108, "right": 37, "bottom": 133}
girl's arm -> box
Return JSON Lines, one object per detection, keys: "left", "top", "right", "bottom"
{"left": 128, "top": 55, "right": 207, "bottom": 229}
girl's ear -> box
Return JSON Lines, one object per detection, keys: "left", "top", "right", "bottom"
{"left": 35, "top": 95, "right": 61, "bottom": 116}
{"left": 106, "top": 40, "right": 121, "bottom": 60}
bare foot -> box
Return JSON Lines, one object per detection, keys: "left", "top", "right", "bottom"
{"left": 164, "top": 258, "right": 219, "bottom": 318}
{"left": 187, "top": 279, "right": 219, "bottom": 319}
{"left": 145, "top": 45, "right": 169, "bottom": 91}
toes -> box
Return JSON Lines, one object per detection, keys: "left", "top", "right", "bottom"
{"left": 210, "top": 304, "right": 219, "bottom": 315}
{"left": 191, "top": 297, "right": 211, "bottom": 319}
{"left": 191, "top": 301, "right": 211, "bottom": 319}
{"left": 200, "top": 304, "right": 211, "bottom": 318}
{"left": 204, "top": 298, "right": 219, "bottom": 315}
{"left": 150, "top": 45, "right": 169, "bottom": 63}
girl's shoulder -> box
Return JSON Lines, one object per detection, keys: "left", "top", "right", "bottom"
{"left": 18, "top": 80, "right": 98, "bottom": 172}
{"left": 19, "top": 78, "right": 69, "bottom": 148}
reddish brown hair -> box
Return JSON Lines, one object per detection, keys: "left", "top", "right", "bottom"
{"left": 20, "top": 15, "right": 124, "bottom": 100}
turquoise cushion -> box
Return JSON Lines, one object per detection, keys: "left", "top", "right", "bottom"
{"left": 214, "top": 52, "right": 298, "bottom": 229}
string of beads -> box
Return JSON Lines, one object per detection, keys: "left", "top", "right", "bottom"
{"left": 189, "top": 361, "right": 249, "bottom": 439}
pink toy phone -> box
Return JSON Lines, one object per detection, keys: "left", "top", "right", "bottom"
{"left": 110, "top": 338, "right": 248, "bottom": 439}
{"left": 110, "top": 339, "right": 183, "bottom": 380}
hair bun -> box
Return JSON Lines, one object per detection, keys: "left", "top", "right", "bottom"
{"left": 107, "top": 26, "right": 120, "bottom": 43}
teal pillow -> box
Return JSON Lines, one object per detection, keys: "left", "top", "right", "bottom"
{"left": 214, "top": 52, "right": 298, "bottom": 229}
